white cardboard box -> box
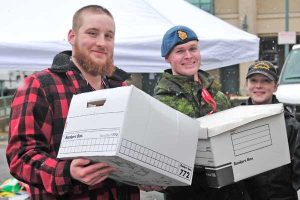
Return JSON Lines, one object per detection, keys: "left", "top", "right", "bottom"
{"left": 57, "top": 86, "right": 199, "bottom": 186}
{"left": 195, "top": 104, "right": 290, "bottom": 188}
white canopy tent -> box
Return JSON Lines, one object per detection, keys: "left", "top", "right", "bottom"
{"left": 0, "top": 0, "right": 259, "bottom": 73}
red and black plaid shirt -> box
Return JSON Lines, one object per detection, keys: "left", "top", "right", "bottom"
{"left": 6, "top": 61, "right": 139, "bottom": 200}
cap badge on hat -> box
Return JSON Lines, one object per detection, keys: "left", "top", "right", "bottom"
{"left": 253, "top": 63, "right": 270, "bottom": 71}
{"left": 177, "top": 30, "right": 188, "bottom": 40}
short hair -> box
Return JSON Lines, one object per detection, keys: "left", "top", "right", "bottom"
{"left": 72, "top": 5, "right": 114, "bottom": 32}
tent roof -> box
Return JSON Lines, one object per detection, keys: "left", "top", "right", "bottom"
{"left": 0, "top": 0, "right": 259, "bottom": 72}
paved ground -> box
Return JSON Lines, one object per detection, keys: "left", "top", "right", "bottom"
{"left": 140, "top": 191, "right": 164, "bottom": 200}
{"left": 0, "top": 133, "right": 163, "bottom": 199}
{"left": 0, "top": 133, "right": 10, "bottom": 183}
{"left": 0, "top": 146, "right": 10, "bottom": 182}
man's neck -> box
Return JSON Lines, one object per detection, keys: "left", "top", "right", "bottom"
{"left": 81, "top": 70, "right": 103, "bottom": 90}
{"left": 72, "top": 58, "right": 103, "bottom": 90}
{"left": 194, "top": 73, "right": 200, "bottom": 82}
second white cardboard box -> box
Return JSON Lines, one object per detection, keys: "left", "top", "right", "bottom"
{"left": 57, "top": 85, "right": 199, "bottom": 186}
{"left": 196, "top": 103, "right": 290, "bottom": 188}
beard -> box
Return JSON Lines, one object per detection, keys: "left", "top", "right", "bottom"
{"left": 73, "top": 42, "right": 114, "bottom": 77}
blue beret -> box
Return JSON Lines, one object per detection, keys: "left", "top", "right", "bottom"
{"left": 161, "top": 25, "right": 198, "bottom": 57}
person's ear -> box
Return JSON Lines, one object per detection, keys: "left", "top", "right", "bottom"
{"left": 165, "top": 57, "right": 171, "bottom": 64}
{"left": 274, "top": 83, "right": 278, "bottom": 92}
{"left": 68, "top": 29, "right": 75, "bottom": 45}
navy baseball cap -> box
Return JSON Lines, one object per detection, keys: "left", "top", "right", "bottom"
{"left": 246, "top": 61, "right": 278, "bottom": 82}
{"left": 161, "top": 25, "right": 198, "bottom": 57}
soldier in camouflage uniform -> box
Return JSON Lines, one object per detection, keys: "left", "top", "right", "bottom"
{"left": 154, "top": 68, "right": 230, "bottom": 118}
{"left": 153, "top": 26, "right": 250, "bottom": 200}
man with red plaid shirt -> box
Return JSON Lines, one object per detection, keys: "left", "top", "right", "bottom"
{"left": 6, "top": 5, "right": 161, "bottom": 200}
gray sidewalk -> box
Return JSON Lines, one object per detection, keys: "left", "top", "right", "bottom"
{"left": 140, "top": 191, "right": 164, "bottom": 200}
{"left": 0, "top": 134, "right": 11, "bottom": 182}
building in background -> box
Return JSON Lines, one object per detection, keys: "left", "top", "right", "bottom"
{"left": 186, "top": 0, "right": 300, "bottom": 96}
{"left": 1, "top": 1, "right": 299, "bottom": 98}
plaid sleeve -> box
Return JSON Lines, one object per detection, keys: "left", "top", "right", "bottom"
{"left": 6, "top": 75, "right": 73, "bottom": 196}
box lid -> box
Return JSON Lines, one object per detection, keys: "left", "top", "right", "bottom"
{"left": 67, "top": 86, "right": 133, "bottom": 117}
{"left": 197, "top": 103, "right": 284, "bottom": 138}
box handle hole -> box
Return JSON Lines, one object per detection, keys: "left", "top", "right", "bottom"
{"left": 87, "top": 99, "right": 106, "bottom": 108}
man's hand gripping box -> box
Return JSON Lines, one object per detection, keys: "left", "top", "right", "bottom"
{"left": 58, "top": 86, "right": 199, "bottom": 187}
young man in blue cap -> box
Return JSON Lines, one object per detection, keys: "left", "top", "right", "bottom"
{"left": 242, "top": 60, "right": 299, "bottom": 200}
{"left": 154, "top": 25, "right": 231, "bottom": 117}
{"left": 153, "top": 26, "right": 248, "bottom": 199}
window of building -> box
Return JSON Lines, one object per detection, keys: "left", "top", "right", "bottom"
{"left": 259, "top": 36, "right": 300, "bottom": 74}
{"left": 185, "top": 0, "right": 214, "bottom": 14}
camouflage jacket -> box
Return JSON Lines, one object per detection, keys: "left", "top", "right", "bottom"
{"left": 153, "top": 70, "right": 249, "bottom": 200}
{"left": 153, "top": 69, "right": 231, "bottom": 118}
